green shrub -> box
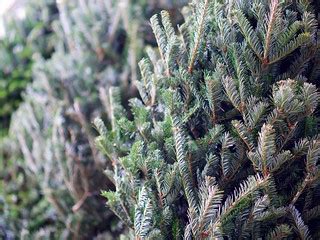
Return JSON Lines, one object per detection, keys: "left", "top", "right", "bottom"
{"left": 96, "top": 0, "right": 320, "bottom": 238}
{"left": 5, "top": 0, "right": 187, "bottom": 238}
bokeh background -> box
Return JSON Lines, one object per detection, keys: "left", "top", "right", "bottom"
{"left": 0, "top": 0, "right": 186, "bottom": 239}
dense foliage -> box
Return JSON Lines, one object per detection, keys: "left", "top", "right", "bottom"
{"left": 1, "top": 0, "right": 187, "bottom": 239}
{"left": 0, "top": 1, "right": 59, "bottom": 238}
{"left": 0, "top": 0, "right": 57, "bottom": 137}
{"left": 96, "top": 0, "right": 320, "bottom": 239}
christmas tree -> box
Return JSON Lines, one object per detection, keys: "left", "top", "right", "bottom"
{"left": 96, "top": 0, "right": 320, "bottom": 238}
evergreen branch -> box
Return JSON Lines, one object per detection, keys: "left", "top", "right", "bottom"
{"left": 211, "top": 175, "right": 266, "bottom": 236}
{"left": 304, "top": 206, "right": 320, "bottom": 223}
{"left": 246, "top": 100, "right": 268, "bottom": 129}
{"left": 255, "top": 206, "right": 287, "bottom": 222}
{"left": 232, "top": 120, "right": 254, "bottom": 151}
{"left": 270, "top": 150, "right": 293, "bottom": 172}
{"left": 138, "top": 58, "right": 154, "bottom": 105}
{"left": 263, "top": 0, "right": 280, "bottom": 63}
{"left": 161, "top": 11, "right": 180, "bottom": 76}
{"left": 135, "top": 187, "right": 153, "bottom": 238}
{"left": 222, "top": 76, "right": 241, "bottom": 112}
{"left": 269, "top": 33, "right": 311, "bottom": 64}
{"left": 197, "top": 178, "right": 223, "bottom": 236}
{"left": 172, "top": 116, "right": 198, "bottom": 209}
{"left": 277, "top": 122, "right": 298, "bottom": 154}
{"left": 220, "top": 132, "right": 236, "bottom": 177}
{"left": 291, "top": 174, "right": 312, "bottom": 205}
{"left": 288, "top": 205, "right": 312, "bottom": 240}
{"left": 204, "top": 73, "right": 222, "bottom": 124}
{"left": 188, "top": 0, "right": 210, "bottom": 73}
{"left": 302, "top": 83, "right": 319, "bottom": 114}
{"left": 276, "top": 21, "right": 302, "bottom": 47}
{"left": 160, "top": 11, "right": 175, "bottom": 40}
{"left": 266, "top": 224, "right": 292, "bottom": 240}
{"left": 184, "top": 222, "right": 193, "bottom": 240}
{"left": 235, "top": 10, "right": 263, "bottom": 61}
{"left": 272, "top": 79, "right": 304, "bottom": 114}
{"left": 257, "top": 124, "right": 276, "bottom": 176}
{"left": 150, "top": 14, "right": 167, "bottom": 67}
{"left": 284, "top": 47, "right": 315, "bottom": 79}
{"left": 230, "top": 44, "right": 249, "bottom": 105}
{"left": 306, "top": 139, "right": 320, "bottom": 172}
{"left": 139, "top": 200, "right": 153, "bottom": 238}
{"left": 154, "top": 170, "right": 165, "bottom": 208}
{"left": 238, "top": 195, "right": 269, "bottom": 238}
{"left": 291, "top": 139, "right": 320, "bottom": 204}
{"left": 165, "top": 36, "right": 180, "bottom": 76}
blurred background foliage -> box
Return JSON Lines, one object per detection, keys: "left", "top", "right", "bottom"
{"left": 0, "top": 0, "right": 58, "bottom": 137}
{"left": 0, "top": 0, "right": 187, "bottom": 239}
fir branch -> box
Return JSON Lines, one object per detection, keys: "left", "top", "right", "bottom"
{"left": 270, "top": 150, "right": 293, "bottom": 172}
{"left": 291, "top": 139, "right": 320, "bottom": 204}
{"left": 135, "top": 187, "right": 154, "bottom": 238}
{"left": 288, "top": 205, "right": 312, "bottom": 240}
{"left": 263, "top": 0, "right": 280, "bottom": 63}
{"left": 235, "top": 10, "right": 263, "bottom": 61}
{"left": 276, "top": 21, "right": 302, "bottom": 47}
{"left": 172, "top": 116, "right": 198, "bottom": 209}
{"left": 220, "top": 132, "right": 236, "bottom": 177}
{"left": 138, "top": 58, "right": 154, "bottom": 105}
{"left": 197, "top": 178, "right": 223, "bottom": 237}
{"left": 302, "top": 83, "right": 319, "bottom": 114}
{"left": 161, "top": 11, "right": 176, "bottom": 40}
{"left": 306, "top": 139, "right": 320, "bottom": 173}
{"left": 291, "top": 174, "right": 312, "bottom": 205}
{"left": 304, "top": 206, "right": 320, "bottom": 223}
{"left": 204, "top": 73, "right": 222, "bottom": 124}
{"left": 245, "top": 99, "right": 268, "bottom": 129}
{"left": 222, "top": 76, "right": 241, "bottom": 112}
{"left": 232, "top": 120, "right": 254, "bottom": 151}
{"left": 266, "top": 224, "right": 292, "bottom": 240}
{"left": 269, "top": 33, "right": 311, "bottom": 64}
{"left": 150, "top": 14, "right": 167, "bottom": 67}
{"left": 188, "top": 0, "right": 211, "bottom": 73}
{"left": 257, "top": 124, "right": 276, "bottom": 177}
{"left": 211, "top": 174, "right": 266, "bottom": 236}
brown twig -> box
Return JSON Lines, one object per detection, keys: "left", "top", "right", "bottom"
{"left": 263, "top": 0, "right": 279, "bottom": 65}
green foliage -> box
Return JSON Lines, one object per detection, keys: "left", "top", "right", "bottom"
{"left": 0, "top": 0, "right": 57, "bottom": 137}
{"left": 3, "top": 0, "right": 188, "bottom": 238}
{"left": 0, "top": 138, "right": 66, "bottom": 239}
{"left": 96, "top": 0, "right": 320, "bottom": 238}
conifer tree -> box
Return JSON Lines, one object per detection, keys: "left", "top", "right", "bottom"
{"left": 5, "top": 0, "right": 187, "bottom": 238}
{"left": 96, "top": 0, "right": 320, "bottom": 238}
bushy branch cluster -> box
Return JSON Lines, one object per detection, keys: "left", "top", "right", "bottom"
{"left": 5, "top": 0, "right": 186, "bottom": 238}
{"left": 96, "top": 0, "right": 320, "bottom": 239}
